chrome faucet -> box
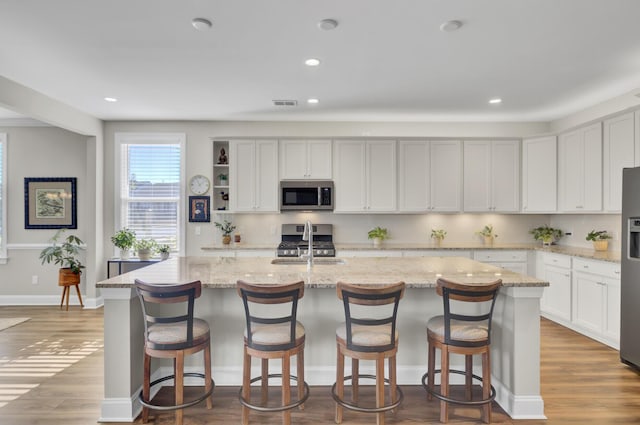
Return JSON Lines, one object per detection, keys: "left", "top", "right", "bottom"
{"left": 301, "top": 220, "right": 314, "bottom": 270}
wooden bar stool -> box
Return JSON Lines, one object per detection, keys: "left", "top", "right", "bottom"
{"left": 236, "top": 280, "right": 309, "bottom": 425}
{"left": 422, "top": 278, "right": 502, "bottom": 423}
{"left": 134, "top": 279, "right": 214, "bottom": 425}
{"left": 332, "top": 281, "right": 405, "bottom": 425}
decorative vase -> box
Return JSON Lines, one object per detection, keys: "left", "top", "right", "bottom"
{"left": 593, "top": 240, "right": 609, "bottom": 252}
{"left": 483, "top": 236, "right": 494, "bottom": 245}
{"left": 222, "top": 235, "right": 231, "bottom": 245}
{"left": 434, "top": 238, "right": 443, "bottom": 247}
{"left": 373, "top": 237, "right": 382, "bottom": 248}
{"left": 234, "top": 234, "right": 241, "bottom": 243}
{"left": 137, "top": 249, "right": 152, "bottom": 260}
{"left": 542, "top": 237, "right": 553, "bottom": 247}
{"left": 160, "top": 252, "right": 170, "bottom": 260}
{"left": 119, "top": 249, "right": 130, "bottom": 260}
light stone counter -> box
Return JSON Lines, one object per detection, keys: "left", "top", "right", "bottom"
{"left": 97, "top": 256, "right": 547, "bottom": 289}
{"left": 98, "top": 256, "right": 547, "bottom": 422}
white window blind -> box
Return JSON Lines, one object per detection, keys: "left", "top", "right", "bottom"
{"left": 116, "top": 133, "right": 184, "bottom": 252}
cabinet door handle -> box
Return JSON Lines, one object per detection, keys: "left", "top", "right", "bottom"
{"left": 614, "top": 270, "right": 620, "bottom": 275}
{"left": 576, "top": 205, "right": 584, "bottom": 209}
{"left": 564, "top": 273, "right": 571, "bottom": 277}
{"left": 583, "top": 265, "right": 589, "bottom": 269}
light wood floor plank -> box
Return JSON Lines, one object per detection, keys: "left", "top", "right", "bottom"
{"left": 1, "top": 306, "right": 639, "bottom": 424}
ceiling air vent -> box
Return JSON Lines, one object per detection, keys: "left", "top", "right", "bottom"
{"left": 273, "top": 100, "right": 298, "bottom": 107}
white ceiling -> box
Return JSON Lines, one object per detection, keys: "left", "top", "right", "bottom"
{"left": 1, "top": 0, "right": 640, "bottom": 123}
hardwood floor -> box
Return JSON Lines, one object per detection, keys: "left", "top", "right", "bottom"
{"left": 1, "top": 306, "right": 639, "bottom": 424}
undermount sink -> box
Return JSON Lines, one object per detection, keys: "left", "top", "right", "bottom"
{"left": 271, "top": 258, "right": 346, "bottom": 265}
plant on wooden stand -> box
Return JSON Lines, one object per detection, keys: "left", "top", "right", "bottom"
{"left": 586, "top": 230, "right": 612, "bottom": 252}
{"left": 215, "top": 220, "right": 237, "bottom": 245}
{"left": 39, "top": 229, "right": 85, "bottom": 310}
{"left": 111, "top": 228, "right": 136, "bottom": 259}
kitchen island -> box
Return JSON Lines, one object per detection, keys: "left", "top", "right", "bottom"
{"left": 98, "top": 256, "right": 547, "bottom": 421}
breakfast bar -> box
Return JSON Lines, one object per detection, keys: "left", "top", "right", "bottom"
{"left": 97, "top": 256, "right": 548, "bottom": 422}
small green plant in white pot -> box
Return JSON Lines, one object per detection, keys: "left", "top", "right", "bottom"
{"left": 158, "top": 244, "right": 171, "bottom": 260}
{"left": 135, "top": 238, "right": 157, "bottom": 260}
{"left": 111, "top": 228, "right": 136, "bottom": 260}
{"left": 476, "top": 224, "right": 498, "bottom": 245}
{"left": 368, "top": 226, "right": 388, "bottom": 247}
{"left": 530, "top": 225, "right": 564, "bottom": 246}
{"left": 586, "top": 230, "right": 612, "bottom": 252}
{"left": 431, "top": 229, "right": 447, "bottom": 246}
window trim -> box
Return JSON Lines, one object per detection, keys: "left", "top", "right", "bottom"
{"left": 0, "top": 133, "right": 6, "bottom": 263}
{"left": 114, "top": 132, "right": 186, "bottom": 256}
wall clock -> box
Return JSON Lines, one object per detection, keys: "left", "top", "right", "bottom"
{"left": 189, "top": 174, "right": 210, "bottom": 195}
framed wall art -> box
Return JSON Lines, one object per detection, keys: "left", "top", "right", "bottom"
{"left": 188, "top": 196, "right": 210, "bottom": 222}
{"left": 24, "top": 177, "right": 77, "bottom": 229}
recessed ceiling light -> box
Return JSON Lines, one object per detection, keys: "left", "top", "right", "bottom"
{"left": 318, "top": 19, "right": 338, "bottom": 31}
{"left": 307, "top": 98, "right": 319, "bottom": 104}
{"left": 305, "top": 58, "right": 321, "bottom": 66}
{"left": 440, "top": 20, "right": 462, "bottom": 32}
{"left": 104, "top": 97, "right": 118, "bottom": 102}
{"left": 489, "top": 98, "right": 502, "bottom": 104}
{"left": 192, "top": 17, "right": 212, "bottom": 31}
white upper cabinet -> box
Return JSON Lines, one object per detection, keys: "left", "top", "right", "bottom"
{"left": 334, "top": 140, "right": 396, "bottom": 212}
{"left": 229, "top": 139, "right": 279, "bottom": 212}
{"left": 558, "top": 122, "right": 602, "bottom": 212}
{"left": 430, "top": 140, "right": 462, "bottom": 212}
{"left": 603, "top": 112, "right": 636, "bottom": 212}
{"left": 398, "top": 140, "right": 461, "bottom": 212}
{"left": 463, "top": 140, "right": 519, "bottom": 212}
{"left": 279, "top": 139, "right": 332, "bottom": 180}
{"left": 522, "top": 136, "right": 557, "bottom": 212}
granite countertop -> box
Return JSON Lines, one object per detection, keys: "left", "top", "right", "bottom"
{"left": 97, "top": 256, "right": 547, "bottom": 289}
{"left": 201, "top": 242, "right": 621, "bottom": 263}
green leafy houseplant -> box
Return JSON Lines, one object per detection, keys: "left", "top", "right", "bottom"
{"left": 39, "top": 229, "right": 85, "bottom": 275}
{"left": 476, "top": 224, "right": 498, "bottom": 238}
{"left": 431, "top": 229, "right": 447, "bottom": 240}
{"left": 530, "top": 225, "right": 564, "bottom": 246}
{"left": 586, "top": 230, "right": 612, "bottom": 241}
{"left": 135, "top": 238, "right": 157, "bottom": 260}
{"left": 110, "top": 227, "right": 136, "bottom": 250}
{"left": 368, "top": 226, "right": 388, "bottom": 247}
{"left": 215, "top": 220, "right": 237, "bottom": 236}
{"left": 157, "top": 244, "right": 171, "bottom": 260}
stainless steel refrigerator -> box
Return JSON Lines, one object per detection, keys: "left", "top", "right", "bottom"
{"left": 621, "top": 167, "right": 640, "bottom": 369}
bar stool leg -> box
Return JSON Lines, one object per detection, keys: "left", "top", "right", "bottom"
{"left": 482, "top": 350, "right": 491, "bottom": 423}
{"left": 297, "top": 350, "right": 305, "bottom": 410}
{"left": 242, "top": 348, "right": 251, "bottom": 425}
{"left": 351, "top": 358, "right": 359, "bottom": 403}
{"left": 261, "top": 358, "right": 269, "bottom": 404}
{"left": 142, "top": 353, "right": 151, "bottom": 423}
{"left": 335, "top": 345, "right": 344, "bottom": 424}
{"left": 376, "top": 355, "right": 385, "bottom": 425}
{"left": 389, "top": 355, "right": 397, "bottom": 409}
{"left": 175, "top": 352, "right": 184, "bottom": 425}
{"left": 204, "top": 344, "right": 213, "bottom": 409}
{"left": 282, "top": 354, "right": 291, "bottom": 425}
{"left": 465, "top": 354, "right": 473, "bottom": 401}
{"left": 427, "top": 341, "right": 435, "bottom": 401}
{"left": 440, "top": 347, "right": 450, "bottom": 423}
{"left": 74, "top": 284, "right": 84, "bottom": 307}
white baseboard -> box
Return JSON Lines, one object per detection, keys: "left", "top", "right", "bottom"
{"left": 0, "top": 295, "right": 103, "bottom": 308}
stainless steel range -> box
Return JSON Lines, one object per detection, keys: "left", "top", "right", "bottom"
{"left": 277, "top": 223, "right": 336, "bottom": 257}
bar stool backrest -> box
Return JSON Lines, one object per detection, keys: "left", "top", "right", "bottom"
{"left": 435, "top": 278, "right": 502, "bottom": 348}
{"left": 337, "top": 281, "right": 405, "bottom": 353}
{"left": 134, "top": 279, "right": 203, "bottom": 351}
{"left": 236, "top": 280, "right": 305, "bottom": 352}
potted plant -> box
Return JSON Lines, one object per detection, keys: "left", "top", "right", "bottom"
{"left": 368, "top": 226, "right": 389, "bottom": 247}
{"left": 158, "top": 244, "right": 171, "bottom": 260}
{"left": 215, "top": 220, "right": 237, "bottom": 245}
{"left": 39, "top": 229, "right": 85, "bottom": 285}
{"left": 431, "top": 229, "right": 447, "bottom": 247}
{"left": 530, "top": 225, "right": 564, "bottom": 246}
{"left": 135, "top": 238, "right": 157, "bottom": 260}
{"left": 217, "top": 173, "right": 228, "bottom": 186}
{"left": 476, "top": 224, "right": 498, "bottom": 245}
{"left": 111, "top": 228, "right": 136, "bottom": 260}
{"left": 586, "top": 230, "right": 612, "bottom": 252}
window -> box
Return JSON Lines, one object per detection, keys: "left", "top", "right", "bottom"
{"left": 0, "top": 133, "right": 6, "bottom": 262}
{"left": 115, "top": 133, "right": 185, "bottom": 254}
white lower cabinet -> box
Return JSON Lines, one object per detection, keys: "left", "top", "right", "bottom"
{"left": 572, "top": 258, "right": 621, "bottom": 348}
{"left": 540, "top": 253, "right": 572, "bottom": 324}
{"left": 473, "top": 250, "right": 528, "bottom": 274}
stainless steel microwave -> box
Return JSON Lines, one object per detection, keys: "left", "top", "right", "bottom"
{"left": 280, "top": 180, "right": 334, "bottom": 211}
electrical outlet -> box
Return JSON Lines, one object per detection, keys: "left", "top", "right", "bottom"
{"left": 565, "top": 230, "right": 573, "bottom": 237}
{"left": 195, "top": 226, "right": 201, "bottom": 236}
{"left": 31, "top": 275, "right": 38, "bottom": 285}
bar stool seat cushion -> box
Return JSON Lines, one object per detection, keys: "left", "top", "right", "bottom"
{"left": 148, "top": 319, "right": 210, "bottom": 346}
{"left": 427, "top": 315, "right": 488, "bottom": 343}
{"left": 336, "top": 323, "right": 398, "bottom": 347}
{"left": 245, "top": 321, "right": 305, "bottom": 345}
